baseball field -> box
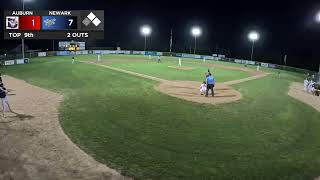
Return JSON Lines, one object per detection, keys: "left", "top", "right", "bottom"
{"left": 2, "top": 54, "right": 320, "bottom": 180}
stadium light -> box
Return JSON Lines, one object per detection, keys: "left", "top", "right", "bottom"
{"left": 248, "top": 31, "right": 260, "bottom": 61}
{"left": 191, "top": 26, "right": 202, "bottom": 54}
{"left": 316, "top": 11, "right": 320, "bottom": 23}
{"left": 140, "top": 25, "right": 152, "bottom": 51}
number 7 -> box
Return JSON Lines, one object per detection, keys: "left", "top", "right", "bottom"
{"left": 68, "top": 19, "right": 73, "bottom": 26}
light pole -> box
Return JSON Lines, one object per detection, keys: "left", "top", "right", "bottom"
{"left": 316, "top": 11, "right": 320, "bottom": 80}
{"left": 248, "top": 31, "right": 260, "bottom": 61}
{"left": 22, "top": 0, "right": 25, "bottom": 60}
{"left": 191, "top": 27, "right": 201, "bottom": 54}
{"left": 22, "top": 0, "right": 33, "bottom": 59}
{"left": 140, "top": 25, "right": 151, "bottom": 51}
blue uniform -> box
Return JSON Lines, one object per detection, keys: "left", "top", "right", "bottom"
{"left": 206, "top": 76, "right": 215, "bottom": 85}
{"left": 205, "top": 75, "right": 215, "bottom": 97}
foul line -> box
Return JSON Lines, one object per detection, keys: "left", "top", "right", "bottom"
{"left": 80, "top": 61, "right": 270, "bottom": 85}
{"left": 80, "top": 61, "right": 167, "bottom": 82}
{"left": 224, "top": 73, "right": 270, "bottom": 85}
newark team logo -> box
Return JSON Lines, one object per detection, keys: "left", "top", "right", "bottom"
{"left": 6, "top": 16, "right": 19, "bottom": 30}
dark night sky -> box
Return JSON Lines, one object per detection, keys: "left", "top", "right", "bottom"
{"left": 0, "top": 0, "right": 320, "bottom": 71}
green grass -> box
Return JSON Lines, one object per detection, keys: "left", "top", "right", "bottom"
{"left": 77, "top": 54, "right": 251, "bottom": 82}
{"left": 2, "top": 55, "right": 320, "bottom": 180}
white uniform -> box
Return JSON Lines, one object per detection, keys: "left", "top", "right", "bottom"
{"left": 308, "top": 81, "right": 314, "bottom": 93}
{"left": 199, "top": 84, "right": 207, "bottom": 95}
{"left": 304, "top": 79, "right": 309, "bottom": 91}
{"left": 1, "top": 96, "right": 9, "bottom": 112}
{"left": 0, "top": 86, "right": 9, "bottom": 112}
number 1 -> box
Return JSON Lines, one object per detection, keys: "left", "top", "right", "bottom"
{"left": 32, "top": 19, "right": 34, "bottom": 26}
{"left": 68, "top": 19, "right": 73, "bottom": 26}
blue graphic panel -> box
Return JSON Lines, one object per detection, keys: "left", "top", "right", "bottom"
{"left": 42, "top": 16, "right": 77, "bottom": 30}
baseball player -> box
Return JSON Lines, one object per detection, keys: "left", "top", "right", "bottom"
{"left": 199, "top": 81, "right": 207, "bottom": 95}
{"left": 304, "top": 79, "right": 309, "bottom": 91}
{"left": 0, "top": 83, "right": 12, "bottom": 117}
{"left": 205, "top": 73, "right": 215, "bottom": 97}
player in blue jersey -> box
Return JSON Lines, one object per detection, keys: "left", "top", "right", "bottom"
{"left": 205, "top": 73, "right": 215, "bottom": 97}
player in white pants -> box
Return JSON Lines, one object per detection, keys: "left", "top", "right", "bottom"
{"left": 308, "top": 80, "right": 314, "bottom": 93}
{"left": 303, "top": 79, "right": 309, "bottom": 91}
{"left": 199, "top": 82, "right": 207, "bottom": 95}
{"left": 0, "top": 83, "right": 12, "bottom": 117}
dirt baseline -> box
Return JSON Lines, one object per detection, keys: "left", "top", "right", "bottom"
{"left": 155, "top": 81, "right": 242, "bottom": 105}
{"left": 288, "top": 82, "right": 320, "bottom": 112}
{"left": 85, "top": 61, "right": 270, "bottom": 105}
{"left": 0, "top": 75, "right": 130, "bottom": 180}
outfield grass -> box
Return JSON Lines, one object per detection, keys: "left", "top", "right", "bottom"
{"left": 78, "top": 54, "right": 251, "bottom": 82}
{"left": 2, "top": 55, "right": 320, "bottom": 180}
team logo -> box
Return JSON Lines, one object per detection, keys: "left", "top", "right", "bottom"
{"left": 6, "top": 16, "right": 19, "bottom": 29}
{"left": 44, "top": 18, "right": 56, "bottom": 27}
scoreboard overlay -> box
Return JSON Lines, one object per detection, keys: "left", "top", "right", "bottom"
{"left": 4, "top": 10, "right": 104, "bottom": 39}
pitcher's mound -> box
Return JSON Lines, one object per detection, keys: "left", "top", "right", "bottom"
{"left": 155, "top": 81, "right": 242, "bottom": 105}
{"left": 168, "top": 66, "right": 195, "bottom": 70}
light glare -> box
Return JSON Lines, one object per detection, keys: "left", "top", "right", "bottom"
{"left": 316, "top": 12, "right": 320, "bottom": 23}
{"left": 140, "top": 25, "right": 151, "bottom": 36}
{"left": 191, "top": 27, "right": 201, "bottom": 37}
{"left": 248, "top": 31, "right": 259, "bottom": 41}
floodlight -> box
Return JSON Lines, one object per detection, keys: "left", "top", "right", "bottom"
{"left": 140, "top": 25, "right": 152, "bottom": 51}
{"left": 191, "top": 27, "right": 201, "bottom": 37}
{"left": 248, "top": 31, "right": 259, "bottom": 41}
{"left": 190, "top": 26, "right": 202, "bottom": 54}
{"left": 140, "top": 25, "right": 152, "bottom": 36}
{"left": 316, "top": 11, "right": 320, "bottom": 23}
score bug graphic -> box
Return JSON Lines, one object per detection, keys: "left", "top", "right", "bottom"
{"left": 42, "top": 16, "right": 77, "bottom": 30}
{"left": 3, "top": 10, "right": 104, "bottom": 39}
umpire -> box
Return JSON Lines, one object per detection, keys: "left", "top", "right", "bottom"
{"left": 205, "top": 73, "right": 215, "bottom": 97}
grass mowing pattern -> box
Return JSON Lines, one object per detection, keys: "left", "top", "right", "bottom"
{"left": 3, "top": 56, "right": 320, "bottom": 180}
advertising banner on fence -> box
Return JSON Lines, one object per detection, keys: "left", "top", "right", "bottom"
{"left": 117, "top": 50, "right": 130, "bottom": 54}
{"left": 56, "top": 51, "right": 70, "bottom": 56}
{"left": 234, "top": 59, "right": 242, "bottom": 64}
{"left": 202, "top": 56, "right": 214, "bottom": 60}
{"left": 93, "top": 50, "right": 102, "bottom": 54}
{"left": 181, "top": 54, "right": 194, "bottom": 58}
{"left": 75, "top": 51, "right": 89, "bottom": 55}
{"left": 246, "top": 60, "right": 255, "bottom": 65}
{"left": 261, "top": 63, "right": 269, "bottom": 67}
{"left": 268, "top": 64, "right": 277, "bottom": 68}
{"left": 133, "top": 51, "right": 145, "bottom": 55}
{"left": 38, "top": 52, "right": 47, "bottom": 57}
{"left": 156, "top": 52, "right": 163, "bottom": 56}
{"left": 145, "top": 51, "right": 157, "bottom": 56}
{"left": 16, "top": 59, "right": 25, "bottom": 64}
{"left": 4, "top": 60, "right": 15, "bottom": 66}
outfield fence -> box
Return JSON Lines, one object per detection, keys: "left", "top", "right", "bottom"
{"left": 0, "top": 50, "right": 319, "bottom": 82}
